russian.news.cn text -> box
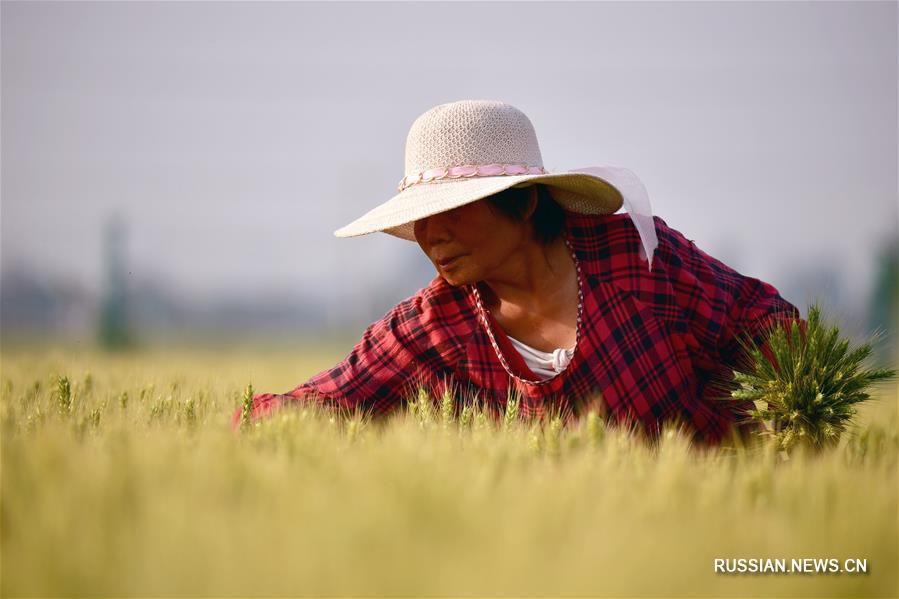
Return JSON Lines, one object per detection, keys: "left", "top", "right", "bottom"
{"left": 715, "top": 558, "right": 868, "bottom": 575}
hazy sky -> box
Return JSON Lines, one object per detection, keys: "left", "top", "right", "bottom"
{"left": 3, "top": 1, "right": 897, "bottom": 324}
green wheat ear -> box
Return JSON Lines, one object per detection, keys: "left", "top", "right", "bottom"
{"left": 585, "top": 410, "right": 605, "bottom": 448}
{"left": 727, "top": 301, "right": 897, "bottom": 454}
{"left": 183, "top": 397, "right": 196, "bottom": 427}
{"left": 54, "top": 375, "right": 72, "bottom": 417}
{"left": 440, "top": 388, "right": 454, "bottom": 428}
{"left": 415, "top": 387, "right": 434, "bottom": 428}
{"left": 503, "top": 390, "right": 520, "bottom": 432}
{"left": 459, "top": 402, "right": 473, "bottom": 429}
{"left": 407, "top": 394, "right": 419, "bottom": 419}
{"left": 545, "top": 415, "right": 563, "bottom": 457}
{"left": 474, "top": 409, "right": 489, "bottom": 433}
{"left": 240, "top": 383, "right": 254, "bottom": 431}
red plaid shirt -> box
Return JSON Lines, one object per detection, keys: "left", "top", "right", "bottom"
{"left": 232, "top": 212, "right": 804, "bottom": 446}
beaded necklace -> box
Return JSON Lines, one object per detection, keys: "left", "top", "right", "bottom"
{"left": 470, "top": 236, "right": 585, "bottom": 386}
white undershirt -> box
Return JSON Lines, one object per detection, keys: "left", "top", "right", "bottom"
{"left": 507, "top": 335, "right": 575, "bottom": 380}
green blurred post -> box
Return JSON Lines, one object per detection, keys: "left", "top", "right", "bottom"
{"left": 97, "top": 214, "right": 133, "bottom": 350}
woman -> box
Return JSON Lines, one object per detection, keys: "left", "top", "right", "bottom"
{"left": 232, "top": 100, "right": 804, "bottom": 446}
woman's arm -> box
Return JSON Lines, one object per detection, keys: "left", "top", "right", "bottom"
{"left": 652, "top": 216, "right": 807, "bottom": 442}
{"left": 231, "top": 294, "right": 433, "bottom": 431}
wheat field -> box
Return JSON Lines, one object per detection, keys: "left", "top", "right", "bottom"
{"left": 1, "top": 345, "right": 896, "bottom": 598}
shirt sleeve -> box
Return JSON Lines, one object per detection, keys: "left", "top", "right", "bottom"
{"left": 652, "top": 217, "right": 807, "bottom": 439}
{"left": 231, "top": 295, "right": 430, "bottom": 431}
{"left": 654, "top": 216, "right": 806, "bottom": 373}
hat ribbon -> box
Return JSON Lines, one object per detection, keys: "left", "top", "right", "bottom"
{"left": 398, "top": 163, "right": 546, "bottom": 192}
{"left": 567, "top": 166, "right": 658, "bottom": 272}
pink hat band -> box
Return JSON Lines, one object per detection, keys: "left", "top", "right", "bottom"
{"left": 398, "top": 163, "right": 546, "bottom": 192}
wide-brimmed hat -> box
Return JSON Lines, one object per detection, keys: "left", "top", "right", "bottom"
{"left": 333, "top": 100, "right": 658, "bottom": 270}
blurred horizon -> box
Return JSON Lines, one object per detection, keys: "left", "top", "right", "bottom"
{"left": 2, "top": 1, "right": 897, "bottom": 359}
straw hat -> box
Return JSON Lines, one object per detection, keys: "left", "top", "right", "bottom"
{"left": 333, "top": 100, "right": 658, "bottom": 269}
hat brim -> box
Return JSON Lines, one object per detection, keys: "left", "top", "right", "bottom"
{"left": 333, "top": 170, "right": 624, "bottom": 242}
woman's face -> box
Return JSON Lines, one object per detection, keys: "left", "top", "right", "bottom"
{"left": 413, "top": 198, "right": 532, "bottom": 287}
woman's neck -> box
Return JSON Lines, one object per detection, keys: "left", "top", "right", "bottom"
{"left": 479, "top": 235, "right": 574, "bottom": 314}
